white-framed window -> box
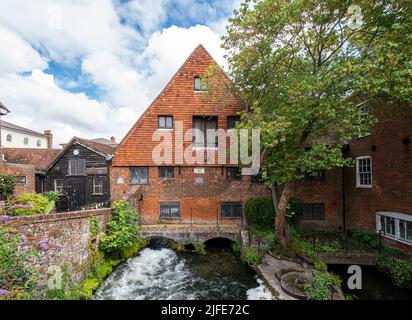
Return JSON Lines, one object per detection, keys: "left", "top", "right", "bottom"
{"left": 6, "top": 134, "right": 12, "bottom": 142}
{"left": 68, "top": 158, "right": 86, "bottom": 176}
{"left": 15, "top": 176, "right": 27, "bottom": 184}
{"left": 37, "top": 139, "right": 42, "bottom": 147}
{"left": 93, "top": 177, "right": 104, "bottom": 195}
{"left": 356, "top": 156, "right": 372, "bottom": 188}
{"left": 377, "top": 212, "right": 412, "bottom": 245}
{"left": 23, "top": 137, "right": 29, "bottom": 145}
{"left": 54, "top": 179, "right": 64, "bottom": 194}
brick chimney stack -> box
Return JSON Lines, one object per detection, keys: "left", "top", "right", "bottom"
{"left": 44, "top": 130, "right": 53, "bottom": 149}
{"left": 110, "top": 136, "right": 116, "bottom": 144}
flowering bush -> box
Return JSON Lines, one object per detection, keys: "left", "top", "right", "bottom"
{"left": 0, "top": 225, "right": 39, "bottom": 300}
{"left": 10, "top": 193, "right": 55, "bottom": 216}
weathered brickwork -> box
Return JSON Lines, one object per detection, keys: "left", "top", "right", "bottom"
{"left": 0, "top": 162, "right": 35, "bottom": 195}
{"left": 6, "top": 208, "right": 111, "bottom": 285}
{"left": 111, "top": 166, "right": 271, "bottom": 225}
{"left": 111, "top": 45, "right": 272, "bottom": 225}
{"left": 292, "top": 100, "right": 412, "bottom": 253}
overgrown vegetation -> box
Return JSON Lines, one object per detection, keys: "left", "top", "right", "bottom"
{"left": 377, "top": 248, "right": 412, "bottom": 289}
{"left": 245, "top": 198, "right": 275, "bottom": 232}
{"left": 1, "top": 193, "right": 56, "bottom": 216}
{"left": 0, "top": 175, "right": 15, "bottom": 200}
{"left": 242, "top": 248, "right": 262, "bottom": 266}
{"left": 170, "top": 241, "right": 207, "bottom": 255}
{"left": 0, "top": 224, "right": 39, "bottom": 300}
{"left": 304, "top": 271, "right": 342, "bottom": 300}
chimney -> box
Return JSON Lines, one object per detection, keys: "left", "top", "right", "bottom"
{"left": 110, "top": 136, "right": 116, "bottom": 144}
{"left": 44, "top": 130, "right": 53, "bottom": 149}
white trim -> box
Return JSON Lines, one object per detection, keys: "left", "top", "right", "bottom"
{"left": 93, "top": 177, "right": 104, "bottom": 195}
{"left": 356, "top": 156, "right": 372, "bottom": 188}
{"left": 376, "top": 212, "right": 412, "bottom": 246}
{"left": 54, "top": 179, "right": 64, "bottom": 195}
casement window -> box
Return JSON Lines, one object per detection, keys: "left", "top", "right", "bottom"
{"left": 194, "top": 76, "right": 207, "bottom": 92}
{"left": 160, "top": 202, "right": 180, "bottom": 219}
{"left": 356, "top": 156, "right": 372, "bottom": 188}
{"left": 159, "top": 167, "right": 174, "bottom": 179}
{"left": 227, "top": 116, "right": 241, "bottom": 130}
{"left": 6, "top": 134, "right": 12, "bottom": 142}
{"left": 192, "top": 116, "right": 218, "bottom": 148}
{"left": 93, "top": 177, "right": 104, "bottom": 195}
{"left": 158, "top": 116, "right": 173, "bottom": 129}
{"left": 130, "top": 167, "right": 149, "bottom": 184}
{"left": 68, "top": 158, "right": 86, "bottom": 176}
{"left": 24, "top": 137, "right": 29, "bottom": 145}
{"left": 305, "top": 171, "right": 325, "bottom": 181}
{"left": 15, "top": 176, "right": 27, "bottom": 184}
{"left": 226, "top": 167, "right": 242, "bottom": 181}
{"left": 377, "top": 212, "right": 412, "bottom": 245}
{"left": 221, "top": 202, "right": 243, "bottom": 218}
{"left": 54, "top": 179, "right": 64, "bottom": 194}
{"left": 303, "top": 203, "right": 325, "bottom": 221}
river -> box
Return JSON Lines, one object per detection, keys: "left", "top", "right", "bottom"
{"left": 94, "top": 246, "right": 273, "bottom": 300}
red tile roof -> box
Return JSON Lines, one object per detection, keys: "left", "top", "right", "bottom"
{"left": 1, "top": 148, "right": 61, "bottom": 171}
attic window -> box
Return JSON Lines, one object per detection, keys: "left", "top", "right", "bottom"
{"left": 68, "top": 158, "right": 86, "bottom": 176}
{"left": 158, "top": 116, "right": 173, "bottom": 129}
{"left": 194, "top": 77, "right": 207, "bottom": 92}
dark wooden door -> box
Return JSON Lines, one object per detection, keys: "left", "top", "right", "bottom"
{"left": 66, "top": 179, "right": 86, "bottom": 211}
{"left": 35, "top": 174, "right": 44, "bottom": 194}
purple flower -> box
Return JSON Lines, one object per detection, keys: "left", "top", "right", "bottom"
{"left": 21, "top": 235, "right": 27, "bottom": 241}
{"left": 1, "top": 216, "right": 10, "bottom": 224}
{"left": 19, "top": 242, "right": 27, "bottom": 247}
{"left": 41, "top": 246, "right": 49, "bottom": 253}
{"left": 0, "top": 289, "right": 10, "bottom": 296}
{"left": 39, "top": 239, "right": 49, "bottom": 245}
{"left": 2, "top": 280, "right": 8, "bottom": 286}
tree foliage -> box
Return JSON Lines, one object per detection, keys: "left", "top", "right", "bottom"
{"left": 222, "top": 0, "right": 411, "bottom": 244}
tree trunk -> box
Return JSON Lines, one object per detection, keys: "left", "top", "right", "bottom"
{"left": 275, "top": 181, "right": 294, "bottom": 247}
{"left": 270, "top": 184, "right": 279, "bottom": 213}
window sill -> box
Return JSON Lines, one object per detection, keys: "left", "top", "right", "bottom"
{"left": 192, "top": 147, "right": 218, "bottom": 151}
{"left": 356, "top": 185, "right": 372, "bottom": 189}
{"left": 381, "top": 234, "right": 412, "bottom": 247}
{"left": 157, "top": 128, "right": 174, "bottom": 131}
{"left": 130, "top": 183, "right": 149, "bottom": 185}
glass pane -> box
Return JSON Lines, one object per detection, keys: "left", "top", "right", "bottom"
{"left": 399, "top": 220, "right": 406, "bottom": 239}
{"left": 194, "top": 77, "right": 201, "bottom": 91}
{"left": 407, "top": 221, "right": 412, "bottom": 241}
{"left": 140, "top": 167, "right": 148, "bottom": 183}
{"left": 158, "top": 116, "right": 165, "bottom": 128}
{"left": 166, "top": 116, "right": 173, "bottom": 129}
{"left": 303, "top": 205, "right": 313, "bottom": 220}
{"left": 193, "top": 117, "right": 205, "bottom": 147}
{"left": 380, "top": 216, "right": 385, "bottom": 232}
{"left": 130, "top": 168, "right": 139, "bottom": 183}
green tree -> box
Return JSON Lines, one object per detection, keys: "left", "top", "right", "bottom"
{"left": 223, "top": 0, "right": 410, "bottom": 245}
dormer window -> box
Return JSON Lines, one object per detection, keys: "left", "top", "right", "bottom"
{"left": 194, "top": 76, "right": 207, "bottom": 92}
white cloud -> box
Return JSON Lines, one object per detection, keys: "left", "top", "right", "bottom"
{"left": 0, "top": 25, "right": 47, "bottom": 76}
{"left": 0, "top": 0, "right": 241, "bottom": 145}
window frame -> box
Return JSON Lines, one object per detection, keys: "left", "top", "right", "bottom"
{"left": 159, "top": 167, "right": 174, "bottom": 180}
{"left": 54, "top": 179, "right": 64, "bottom": 195}
{"left": 227, "top": 116, "right": 241, "bottom": 130}
{"left": 302, "top": 203, "right": 325, "bottom": 221}
{"left": 192, "top": 116, "right": 218, "bottom": 149}
{"left": 93, "top": 177, "right": 104, "bottom": 195}
{"left": 130, "top": 167, "right": 149, "bottom": 185}
{"left": 356, "top": 156, "right": 372, "bottom": 188}
{"left": 226, "top": 167, "right": 242, "bottom": 181}
{"left": 23, "top": 137, "right": 29, "bottom": 145}
{"left": 68, "top": 158, "right": 86, "bottom": 176}
{"left": 158, "top": 115, "right": 173, "bottom": 130}
{"left": 194, "top": 76, "right": 207, "bottom": 92}
{"left": 15, "top": 176, "right": 27, "bottom": 184}
{"left": 6, "top": 134, "right": 12, "bottom": 142}
{"left": 221, "top": 202, "right": 243, "bottom": 218}
{"left": 37, "top": 139, "right": 42, "bottom": 147}
{"left": 377, "top": 212, "right": 412, "bottom": 246}
{"left": 160, "top": 202, "right": 181, "bottom": 219}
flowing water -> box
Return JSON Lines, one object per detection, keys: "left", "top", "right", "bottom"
{"left": 94, "top": 246, "right": 273, "bottom": 300}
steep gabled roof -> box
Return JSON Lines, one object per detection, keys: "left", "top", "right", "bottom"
{"left": 2, "top": 148, "right": 61, "bottom": 171}
{"left": 47, "top": 137, "right": 117, "bottom": 171}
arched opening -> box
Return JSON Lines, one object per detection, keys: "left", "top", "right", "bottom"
{"left": 204, "top": 237, "right": 234, "bottom": 250}
{"left": 148, "top": 237, "right": 176, "bottom": 250}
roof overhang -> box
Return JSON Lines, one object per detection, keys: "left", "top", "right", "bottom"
{"left": 0, "top": 102, "right": 10, "bottom": 116}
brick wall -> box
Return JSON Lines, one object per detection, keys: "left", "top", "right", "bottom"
{"left": 0, "top": 162, "right": 35, "bottom": 195}
{"left": 6, "top": 208, "right": 111, "bottom": 285}
{"left": 111, "top": 166, "right": 271, "bottom": 225}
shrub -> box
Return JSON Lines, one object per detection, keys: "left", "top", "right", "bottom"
{"left": 98, "top": 201, "right": 141, "bottom": 258}
{"left": 245, "top": 198, "right": 275, "bottom": 231}
{"left": 242, "top": 248, "right": 261, "bottom": 266}
{"left": 43, "top": 191, "right": 60, "bottom": 203}
{"left": 349, "top": 229, "right": 379, "bottom": 250}
{"left": 11, "top": 193, "right": 53, "bottom": 216}
{"left": 304, "top": 271, "right": 340, "bottom": 300}
{"left": 0, "top": 225, "right": 39, "bottom": 299}
{"left": 286, "top": 198, "right": 303, "bottom": 227}
{"left": 377, "top": 249, "right": 412, "bottom": 289}
{"left": 0, "top": 175, "right": 15, "bottom": 200}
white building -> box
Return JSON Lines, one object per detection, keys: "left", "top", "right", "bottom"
{"left": 1, "top": 120, "right": 53, "bottom": 149}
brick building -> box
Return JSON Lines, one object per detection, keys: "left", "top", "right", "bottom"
{"left": 111, "top": 45, "right": 271, "bottom": 225}
{"left": 292, "top": 100, "right": 412, "bottom": 253}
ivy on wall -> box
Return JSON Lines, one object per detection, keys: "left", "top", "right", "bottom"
{"left": 0, "top": 175, "right": 15, "bottom": 200}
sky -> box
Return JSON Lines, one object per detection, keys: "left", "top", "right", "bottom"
{"left": 0, "top": 0, "right": 242, "bottom": 147}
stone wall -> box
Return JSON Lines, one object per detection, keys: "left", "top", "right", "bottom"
{"left": 6, "top": 208, "right": 112, "bottom": 286}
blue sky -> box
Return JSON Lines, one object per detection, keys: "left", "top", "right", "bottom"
{"left": 0, "top": 0, "right": 241, "bottom": 145}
